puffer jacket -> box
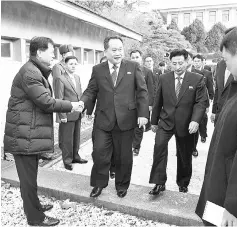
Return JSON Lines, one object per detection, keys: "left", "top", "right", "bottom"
{"left": 4, "top": 57, "right": 73, "bottom": 155}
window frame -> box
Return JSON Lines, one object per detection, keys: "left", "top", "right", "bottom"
{"left": 83, "top": 50, "right": 89, "bottom": 64}
{"left": 171, "top": 14, "right": 178, "bottom": 24}
{"left": 222, "top": 10, "right": 229, "bottom": 22}
{"left": 209, "top": 11, "right": 216, "bottom": 23}
{"left": 1, "top": 39, "right": 13, "bottom": 59}
{"left": 184, "top": 13, "right": 191, "bottom": 26}
{"left": 196, "top": 12, "right": 203, "bottom": 22}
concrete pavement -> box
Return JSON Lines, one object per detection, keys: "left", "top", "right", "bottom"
{"left": 51, "top": 114, "right": 214, "bottom": 195}
{"left": 1, "top": 114, "right": 215, "bottom": 226}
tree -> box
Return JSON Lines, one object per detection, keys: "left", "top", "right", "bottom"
{"left": 181, "top": 19, "right": 206, "bottom": 52}
{"left": 72, "top": 0, "right": 194, "bottom": 65}
{"left": 72, "top": 0, "right": 115, "bottom": 14}
{"left": 167, "top": 18, "right": 179, "bottom": 31}
{"left": 205, "top": 22, "right": 227, "bottom": 52}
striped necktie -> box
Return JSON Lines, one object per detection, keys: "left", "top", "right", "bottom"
{"left": 111, "top": 64, "right": 118, "bottom": 86}
{"left": 175, "top": 76, "right": 182, "bottom": 98}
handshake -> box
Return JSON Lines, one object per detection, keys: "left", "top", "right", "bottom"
{"left": 71, "top": 101, "right": 84, "bottom": 112}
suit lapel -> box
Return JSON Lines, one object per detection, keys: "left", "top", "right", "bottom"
{"left": 177, "top": 72, "right": 189, "bottom": 104}
{"left": 74, "top": 75, "right": 82, "bottom": 97}
{"left": 104, "top": 61, "right": 114, "bottom": 89}
{"left": 115, "top": 60, "right": 126, "bottom": 88}
{"left": 167, "top": 72, "right": 177, "bottom": 102}
{"left": 217, "top": 62, "right": 226, "bottom": 91}
{"left": 65, "top": 72, "right": 77, "bottom": 94}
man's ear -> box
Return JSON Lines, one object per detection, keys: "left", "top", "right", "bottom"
{"left": 36, "top": 49, "right": 42, "bottom": 58}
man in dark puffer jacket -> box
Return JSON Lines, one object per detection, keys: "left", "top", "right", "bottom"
{"left": 3, "top": 37, "right": 82, "bottom": 226}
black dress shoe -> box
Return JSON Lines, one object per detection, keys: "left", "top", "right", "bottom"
{"left": 72, "top": 158, "right": 88, "bottom": 164}
{"left": 117, "top": 189, "right": 127, "bottom": 198}
{"left": 192, "top": 149, "right": 198, "bottom": 157}
{"left": 110, "top": 171, "right": 115, "bottom": 179}
{"left": 201, "top": 137, "right": 206, "bottom": 143}
{"left": 149, "top": 184, "right": 166, "bottom": 195}
{"left": 28, "top": 216, "right": 60, "bottom": 226}
{"left": 39, "top": 204, "right": 53, "bottom": 212}
{"left": 179, "top": 186, "right": 188, "bottom": 193}
{"left": 90, "top": 187, "right": 103, "bottom": 198}
{"left": 133, "top": 148, "right": 140, "bottom": 155}
{"left": 64, "top": 164, "right": 73, "bottom": 171}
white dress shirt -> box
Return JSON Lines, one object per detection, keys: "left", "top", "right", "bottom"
{"left": 174, "top": 72, "right": 185, "bottom": 89}
{"left": 108, "top": 61, "right": 121, "bottom": 86}
{"left": 224, "top": 68, "right": 231, "bottom": 86}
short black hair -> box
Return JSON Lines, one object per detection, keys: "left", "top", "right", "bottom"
{"left": 225, "top": 27, "right": 236, "bottom": 35}
{"left": 193, "top": 54, "right": 203, "bottom": 61}
{"left": 30, "top": 36, "right": 54, "bottom": 57}
{"left": 130, "top": 49, "right": 142, "bottom": 57}
{"left": 159, "top": 62, "right": 165, "bottom": 67}
{"left": 65, "top": 56, "right": 78, "bottom": 63}
{"left": 169, "top": 49, "right": 188, "bottom": 60}
{"left": 144, "top": 55, "right": 153, "bottom": 61}
{"left": 220, "top": 27, "right": 237, "bottom": 55}
{"left": 104, "top": 36, "right": 123, "bottom": 50}
{"left": 100, "top": 56, "right": 107, "bottom": 63}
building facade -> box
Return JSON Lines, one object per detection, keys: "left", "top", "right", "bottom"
{"left": 0, "top": 0, "right": 142, "bottom": 144}
{"left": 160, "top": 3, "right": 237, "bottom": 31}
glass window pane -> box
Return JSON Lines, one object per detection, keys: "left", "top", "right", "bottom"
{"left": 184, "top": 13, "right": 190, "bottom": 26}
{"left": 196, "top": 12, "right": 203, "bottom": 21}
{"left": 209, "top": 11, "right": 216, "bottom": 23}
{"left": 222, "top": 10, "right": 229, "bottom": 22}
{"left": 1, "top": 43, "right": 11, "bottom": 57}
{"left": 171, "top": 14, "right": 178, "bottom": 24}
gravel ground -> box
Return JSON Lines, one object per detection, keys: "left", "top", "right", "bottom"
{"left": 1, "top": 181, "right": 176, "bottom": 227}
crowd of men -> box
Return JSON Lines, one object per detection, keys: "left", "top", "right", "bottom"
{"left": 3, "top": 26, "right": 237, "bottom": 226}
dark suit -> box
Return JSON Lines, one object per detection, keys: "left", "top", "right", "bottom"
{"left": 52, "top": 61, "right": 66, "bottom": 94}
{"left": 204, "top": 65, "right": 212, "bottom": 72}
{"left": 212, "top": 60, "right": 234, "bottom": 125}
{"left": 191, "top": 67, "right": 213, "bottom": 146}
{"left": 54, "top": 71, "right": 82, "bottom": 165}
{"left": 133, "top": 66, "right": 154, "bottom": 149}
{"left": 81, "top": 59, "right": 149, "bottom": 190}
{"left": 150, "top": 71, "right": 207, "bottom": 187}
{"left": 86, "top": 96, "right": 116, "bottom": 174}
{"left": 153, "top": 68, "right": 169, "bottom": 95}
{"left": 52, "top": 61, "right": 67, "bottom": 150}
{"left": 201, "top": 68, "right": 214, "bottom": 100}
{"left": 196, "top": 81, "right": 237, "bottom": 224}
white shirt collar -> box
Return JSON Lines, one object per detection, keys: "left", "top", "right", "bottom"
{"left": 174, "top": 72, "right": 185, "bottom": 79}
{"left": 108, "top": 60, "right": 121, "bottom": 71}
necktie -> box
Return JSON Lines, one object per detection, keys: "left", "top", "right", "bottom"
{"left": 175, "top": 76, "right": 182, "bottom": 98}
{"left": 111, "top": 64, "right": 118, "bottom": 86}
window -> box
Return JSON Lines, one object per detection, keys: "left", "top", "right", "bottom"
{"left": 184, "top": 13, "right": 190, "bottom": 26}
{"left": 95, "top": 51, "right": 103, "bottom": 64}
{"left": 196, "top": 12, "right": 203, "bottom": 22}
{"left": 1, "top": 39, "right": 12, "bottom": 58}
{"left": 209, "top": 11, "right": 216, "bottom": 23}
{"left": 83, "top": 51, "right": 88, "bottom": 64}
{"left": 54, "top": 46, "right": 60, "bottom": 60}
{"left": 171, "top": 14, "right": 178, "bottom": 24}
{"left": 222, "top": 10, "right": 229, "bottom": 22}
{"left": 25, "top": 42, "right": 30, "bottom": 61}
